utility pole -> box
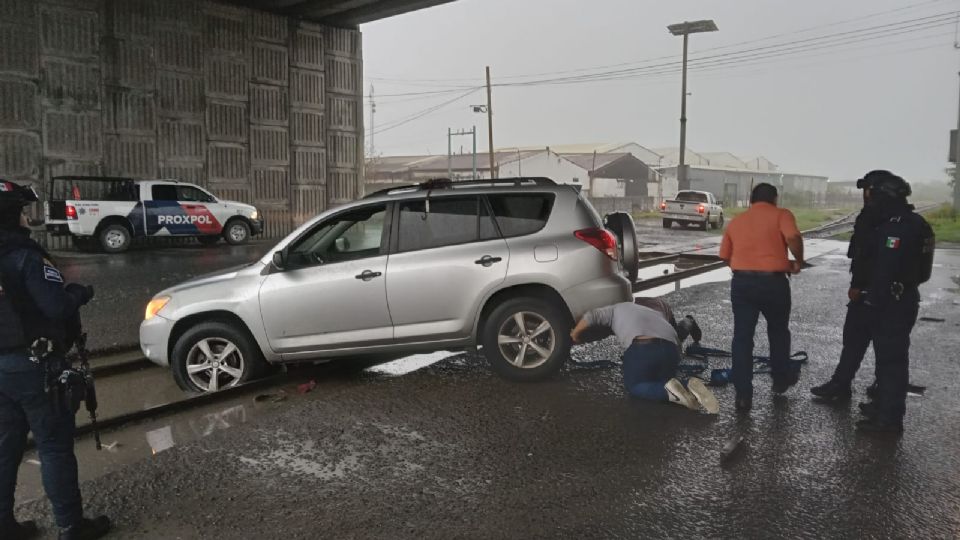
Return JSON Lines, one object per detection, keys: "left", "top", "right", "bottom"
{"left": 954, "top": 70, "right": 960, "bottom": 211}
{"left": 486, "top": 66, "right": 495, "bottom": 179}
{"left": 368, "top": 84, "right": 376, "bottom": 157}
{"left": 447, "top": 127, "right": 452, "bottom": 179}
{"left": 447, "top": 127, "right": 478, "bottom": 180}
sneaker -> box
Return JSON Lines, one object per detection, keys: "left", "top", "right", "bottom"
{"left": 810, "top": 379, "right": 852, "bottom": 401}
{"left": 686, "top": 378, "right": 720, "bottom": 414}
{"left": 665, "top": 378, "right": 698, "bottom": 410}
{"left": 1, "top": 520, "right": 39, "bottom": 540}
{"left": 59, "top": 516, "right": 111, "bottom": 540}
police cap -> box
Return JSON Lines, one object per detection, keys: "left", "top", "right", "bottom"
{"left": 856, "top": 170, "right": 911, "bottom": 199}
{"left": 0, "top": 180, "right": 39, "bottom": 209}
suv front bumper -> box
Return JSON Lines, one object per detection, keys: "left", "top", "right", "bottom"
{"left": 140, "top": 314, "right": 175, "bottom": 367}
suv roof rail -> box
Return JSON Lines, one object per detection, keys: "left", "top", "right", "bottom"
{"left": 363, "top": 176, "right": 557, "bottom": 199}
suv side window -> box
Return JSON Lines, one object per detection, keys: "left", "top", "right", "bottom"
{"left": 398, "top": 196, "right": 486, "bottom": 252}
{"left": 289, "top": 204, "right": 387, "bottom": 266}
{"left": 152, "top": 185, "right": 178, "bottom": 201}
{"left": 486, "top": 194, "right": 554, "bottom": 238}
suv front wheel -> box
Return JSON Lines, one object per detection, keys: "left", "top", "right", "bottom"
{"left": 482, "top": 297, "right": 570, "bottom": 382}
{"left": 171, "top": 321, "right": 267, "bottom": 393}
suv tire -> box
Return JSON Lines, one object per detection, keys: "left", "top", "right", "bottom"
{"left": 99, "top": 223, "right": 131, "bottom": 253}
{"left": 171, "top": 321, "right": 267, "bottom": 393}
{"left": 482, "top": 297, "right": 570, "bottom": 382}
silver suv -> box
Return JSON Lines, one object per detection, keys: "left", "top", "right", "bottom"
{"left": 140, "top": 178, "right": 635, "bottom": 393}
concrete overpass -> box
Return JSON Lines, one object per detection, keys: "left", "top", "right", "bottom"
{"left": 0, "top": 0, "right": 455, "bottom": 249}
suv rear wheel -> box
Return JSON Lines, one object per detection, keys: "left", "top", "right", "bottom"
{"left": 482, "top": 297, "right": 570, "bottom": 382}
{"left": 171, "top": 321, "right": 267, "bottom": 393}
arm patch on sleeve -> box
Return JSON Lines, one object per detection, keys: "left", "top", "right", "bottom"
{"left": 43, "top": 264, "right": 64, "bottom": 283}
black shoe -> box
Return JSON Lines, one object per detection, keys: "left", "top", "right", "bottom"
{"left": 866, "top": 380, "right": 879, "bottom": 400}
{"left": 59, "top": 516, "right": 111, "bottom": 540}
{"left": 772, "top": 370, "right": 800, "bottom": 394}
{"left": 858, "top": 401, "right": 878, "bottom": 418}
{"left": 856, "top": 418, "right": 904, "bottom": 434}
{"left": 1, "top": 520, "right": 40, "bottom": 540}
{"left": 810, "top": 379, "right": 852, "bottom": 401}
{"left": 735, "top": 396, "right": 752, "bottom": 412}
{"left": 685, "top": 315, "right": 702, "bottom": 343}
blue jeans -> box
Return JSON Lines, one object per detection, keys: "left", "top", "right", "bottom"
{"left": 731, "top": 273, "right": 792, "bottom": 399}
{"left": 622, "top": 340, "right": 680, "bottom": 401}
{"left": 0, "top": 353, "right": 82, "bottom": 529}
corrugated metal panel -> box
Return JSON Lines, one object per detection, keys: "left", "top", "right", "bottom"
{"left": 0, "top": 25, "right": 39, "bottom": 78}
{"left": 291, "top": 185, "right": 325, "bottom": 226}
{"left": 261, "top": 208, "right": 291, "bottom": 238}
{"left": 252, "top": 42, "right": 288, "bottom": 85}
{"left": 205, "top": 56, "right": 247, "bottom": 100}
{"left": 0, "top": 0, "right": 36, "bottom": 23}
{"left": 209, "top": 183, "right": 250, "bottom": 204}
{"left": 204, "top": 10, "right": 249, "bottom": 57}
{"left": 293, "top": 29, "right": 324, "bottom": 70}
{"left": 40, "top": 58, "right": 100, "bottom": 107}
{"left": 160, "top": 161, "right": 205, "bottom": 186}
{"left": 155, "top": 0, "right": 202, "bottom": 30}
{"left": 159, "top": 72, "right": 204, "bottom": 118}
{"left": 251, "top": 126, "right": 289, "bottom": 165}
{"left": 324, "top": 27, "right": 361, "bottom": 59}
{"left": 160, "top": 119, "right": 204, "bottom": 161}
{"left": 326, "top": 130, "right": 358, "bottom": 168}
{"left": 292, "top": 146, "right": 325, "bottom": 184}
{"left": 43, "top": 110, "right": 101, "bottom": 158}
{"left": 250, "top": 84, "right": 288, "bottom": 126}
{"left": 206, "top": 100, "right": 247, "bottom": 142}
{"left": 40, "top": 5, "right": 98, "bottom": 58}
{"left": 0, "top": 79, "right": 38, "bottom": 130}
{"left": 291, "top": 69, "right": 324, "bottom": 110}
{"left": 291, "top": 109, "right": 323, "bottom": 147}
{"left": 207, "top": 143, "right": 248, "bottom": 182}
{"left": 326, "top": 94, "right": 359, "bottom": 132}
{"left": 253, "top": 166, "right": 290, "bottom": 203}
{"left": 253, "top": 11, "right": 288, "bottom": 44}
{"left": 0, "top": 131, "right": 41, "bottom": 178}
{"left": 105, "top": 0, "right": 153, "bottom": 39}
{"left": 102, "top": 38, "right": 156, "bottom": 90}
{"left": 103, "top": 87, "right": 155, "bottom": 134}
{"left": 328, "top": 167, "right": 359, "bottom": 204}
{"left": 324, "top": 57, "right": 360, "bottom": 95}
{"left": 104, "top": 135, "right": 156, "bottom": 178}
{"left": 156, "top": 30, "right": 203, "bottom": 73}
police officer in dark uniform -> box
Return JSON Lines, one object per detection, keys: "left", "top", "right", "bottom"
{"left": 0, "top": 181, "right": 110, "bottom": 539}
{"left": 810, "top": 171, "right": 934, "bottom": 432}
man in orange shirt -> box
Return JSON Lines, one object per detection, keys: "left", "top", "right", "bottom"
{"left": 719, "top": 183, "right": 804, "bottom": 412}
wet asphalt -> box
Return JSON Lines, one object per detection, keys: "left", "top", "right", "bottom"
{"left": 12, "top": 223, "right": 960, "bottom": 538}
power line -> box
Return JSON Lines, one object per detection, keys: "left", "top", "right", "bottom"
{"left": 367, "top": 88, "right": 481, "bottom": 138}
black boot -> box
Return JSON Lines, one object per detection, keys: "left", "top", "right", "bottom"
{"left": 59, "top": 516, "right": 111, "bottom": 540}
{"left": 866, "top": 380, "right": 879, "bottom": 400}
{"left": 810, "top": 379, "right": 852, "bottom": 401}
{"left": 858, "top": 401, "right": 878, "bottom": 418}
{"left": 1, "top": 519, "right": 40, "bottom": 540}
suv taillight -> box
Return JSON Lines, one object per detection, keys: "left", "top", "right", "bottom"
{"left": 660, "top": 202, "right": 666, "bottom": 210}
{"left": 575, "top": 228, "right": 618, "bottom": 261}
{"left": 65, "top": 205, "right": 78, "bottom": 220}
{"left": 698, "top": 204, "right": 705, "bottom": 214}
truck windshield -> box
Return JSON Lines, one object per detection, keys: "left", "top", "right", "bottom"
{"left": 676, "top": 192, "right": 708, "bottom": 203}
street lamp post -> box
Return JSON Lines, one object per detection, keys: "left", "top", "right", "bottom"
{"left": 668, "top": 19, "right": 718, "bottom": 191}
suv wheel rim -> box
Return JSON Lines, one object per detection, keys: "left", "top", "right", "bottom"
{"left": 106, "top": 229, "right": 126, "bottom": 248}
{"left": 497, "top": 311, "right": 556, "bottom": 369}
{"left": 186, "top": 337, "right": 245, "bottom": 392}
{"left": 229, "top": 223, "right": 247, "bottom": 242}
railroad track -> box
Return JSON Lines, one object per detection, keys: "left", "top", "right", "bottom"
{"left": 804, "top": 203, "right": 942, "bottom": 239}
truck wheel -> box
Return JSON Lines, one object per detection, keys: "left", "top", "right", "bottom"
{"left": 198, "top": 235, "right": 220, "bottom": 246}
{"left": 224, "top": 219, "right": 250, "bottom": 245}
{"left": 481, "top": 297, "right": 570, "bottom": 382}
{"left": 171, "top": 321, "right": 267, "bottom": 394}
{"left": 712, "top": 215, "right": 724, "bottom": 230}
{"left": 99, "top": 224, "right": 131, "bottom": 253}
{"left": 662, "top": 219, "right": 672, "bottom": 229}
{"left": 699, "top": 217, "right": 709, "bottom": 231}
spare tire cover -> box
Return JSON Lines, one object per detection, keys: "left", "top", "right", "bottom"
{"left": 604, "top": 212, "right": 639, "bottom": 283}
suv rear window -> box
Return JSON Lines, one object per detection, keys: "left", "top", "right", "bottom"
{"left": 676, "top": 191, "right": 708, "bottom": 203}
{"left": 487, "top": 194, "right": 554, "bottom": 237}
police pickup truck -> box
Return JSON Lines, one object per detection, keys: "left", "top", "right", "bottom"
{"left": 45, "top": 176, "right": 263, "bottom": 253}
{"left": 659, "top": 190, "right": 724, "bottom": 231}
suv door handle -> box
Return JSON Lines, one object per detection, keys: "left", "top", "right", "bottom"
{"left": 474, "top": 255, "right": 503, "bottom": 267}
{"left": 355, "top": 270, "right": 382, "bottom": 281}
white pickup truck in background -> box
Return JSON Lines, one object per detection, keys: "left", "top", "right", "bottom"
{"left": 45, "top": 176, "right": 263, "bottom": 253}
{"left": 659, "top": 190, "right": 724, "bottom": 230}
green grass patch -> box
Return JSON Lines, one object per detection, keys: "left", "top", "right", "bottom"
{"left": 924, "top": 204, "right": 960, "bottom": 243}
{"left": 722, "top": 206, "right": 855, "bottom": 232}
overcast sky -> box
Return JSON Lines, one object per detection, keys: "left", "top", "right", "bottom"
{"left": 361, "top": 0, "right": 959, "bottom": 182}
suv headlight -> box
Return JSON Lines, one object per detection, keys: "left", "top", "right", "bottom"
{"left": 145, "top": 296, "right": 170, "bottom": 320}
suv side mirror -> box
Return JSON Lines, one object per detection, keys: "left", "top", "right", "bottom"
{"left": 272, "top": 249, "right": 288, "bottom": 270}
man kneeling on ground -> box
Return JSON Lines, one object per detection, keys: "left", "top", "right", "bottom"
{"left": 570, "top": 301, "right": 719, "bottom": 413}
